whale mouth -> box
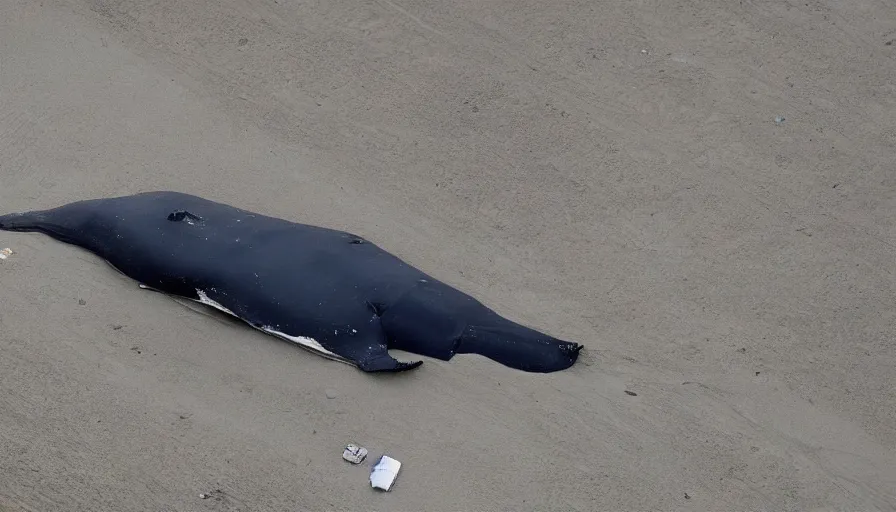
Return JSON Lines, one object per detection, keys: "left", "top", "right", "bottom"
{"left": 562, "top": 343, "right": 584, "bottom": 354}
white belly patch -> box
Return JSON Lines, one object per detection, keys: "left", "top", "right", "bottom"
{"left": 196, "top": 289, "right": 236, "bottom": 316}
{"left": 193, "top": 289, "right": 349, "bottom": 364}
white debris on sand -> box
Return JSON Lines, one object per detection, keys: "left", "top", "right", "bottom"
{"left": 370, "top": 455, "right": 401, "bottom": 491}
{"left": 342, "top": 444, "right": 368, "bottom": 464}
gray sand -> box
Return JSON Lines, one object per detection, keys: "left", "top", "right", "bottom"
{"left": 1, "top": 1, "right": 894, "bottom": 510}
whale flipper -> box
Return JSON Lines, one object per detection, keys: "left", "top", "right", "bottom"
{"left": 357, "top": 350, "right": 424, "bottom": 372}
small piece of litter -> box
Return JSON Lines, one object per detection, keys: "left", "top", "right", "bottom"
{"left": 624, "top": 390, "right": 638, "bottom": 396}
{"left": 0, "top": 248, "right": 12, "bottom": 260}
{"left": 370, "top": 455, "right": 401, "bottom": 491}
{"left": 199, "top": 493, "right": 208, "bottom": 499}
{"left": 342, "top": 444, "right": 368, "bottom": 464}
{"left": 774, "top": 116, "right": 785, "bottom": 124}
{"left": 325, "top": 388, "right": 338, "bottom": 399}
{"left": 640, "top": 49, "right": 648, "bottom": 54}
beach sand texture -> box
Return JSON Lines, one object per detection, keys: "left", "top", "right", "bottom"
{"left": 1, "top": 1, "right": 895, "bottom": 510}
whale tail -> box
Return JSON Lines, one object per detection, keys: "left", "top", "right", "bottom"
{"left": 0, "top": 209, "right": 83, "bottom": 248}
{"left": 0, "top": 199, "right": 106, "bottom": 249}
{"left": 0, "top": 211, "right": 44, "bottom": 231}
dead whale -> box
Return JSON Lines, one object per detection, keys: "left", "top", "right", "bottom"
{"left": 0, "top": 191, "right": 583, "bottom": 373}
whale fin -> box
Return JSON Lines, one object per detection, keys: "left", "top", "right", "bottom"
{"left": 357, "top": 351, "right": 424, "bottom": 373}
{"left": 340, "top": 316, "right": 424, "bottom": 372}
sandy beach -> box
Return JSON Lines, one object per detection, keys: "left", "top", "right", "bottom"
{"left": 1, "top": 0, "right": 895, "bottom": 510}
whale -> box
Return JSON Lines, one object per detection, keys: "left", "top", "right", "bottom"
{"left": 0, "top": 191, "right": 583, "bottom": 373}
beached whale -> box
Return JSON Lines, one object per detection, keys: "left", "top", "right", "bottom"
{"left": 0, "top": 191, "right": 583, "bottom": 373}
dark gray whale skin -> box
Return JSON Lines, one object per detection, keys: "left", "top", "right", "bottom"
{"left": 0, "top": 191, "right": 583, "bottom": 373}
